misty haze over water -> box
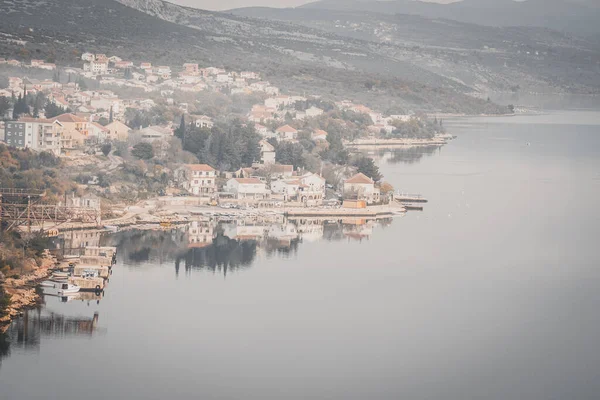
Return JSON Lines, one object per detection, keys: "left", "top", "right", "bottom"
{"left": 1, "top": 0, "right": 599, "bottom": 398}
{"left": 2, "top": 105, "right": 600, "bottom": 399}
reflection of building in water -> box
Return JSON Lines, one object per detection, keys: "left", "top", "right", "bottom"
{"left": 264, "top": 223, "right": 300, "bottom": 254}
{"left": 221, "top": 222, "right": 267, "bottom": 241}
{"left": 186, "top": 219, "right": 216, "bottom": 248}
{"left": 5, "top": 309, "right": 100, "bottom": 352}
{"left": 267, "top": 223, "right": 299, "bottom": 245}
{"left": 289, "top": 218, "right": 325, "bottom": 242}
{"left": 56, "top": 229, "right": 105, "bottom": 256}
{"left": 342, "top": 219, "right": 375, "bottom": 242}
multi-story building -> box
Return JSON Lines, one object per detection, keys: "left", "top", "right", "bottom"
{"left": 84, "top": 61, "right": 108, "bottom": 75}
{"left": 4, "top": 118, "right": 63, "bottom": 155}
{"left": 177, "top": 164, "right": 218, "bottom": 196}
{"left": 225, "top": 178, "right": 269, "bottom": 200}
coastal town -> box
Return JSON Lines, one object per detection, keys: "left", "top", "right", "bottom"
{"left": 0, "top": 52, "right": 448, "bottom": 329}
{"left": 0, "top": 52, "right": 449, "bottom": 212}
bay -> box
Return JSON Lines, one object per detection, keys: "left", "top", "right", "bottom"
{"left": 1, "top": 109, "right": 599, "bottom": 400}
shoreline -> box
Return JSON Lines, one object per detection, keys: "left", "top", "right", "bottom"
{"left": 1, "top": 202, "right": 406, "bottom": 328}
{"left": 346, "top": 134, "right": 453, "bottom": 148}
{"left": 0, "top": 258, "right": 57, "bottom": 333}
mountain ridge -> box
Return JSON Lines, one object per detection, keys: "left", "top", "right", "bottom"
{"left": 298, "top": 0, "right": 600, "bottom": 36}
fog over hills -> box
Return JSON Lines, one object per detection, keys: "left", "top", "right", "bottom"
{"left": 300, "top": 0, "right": 600, "bottom": 37}
{"left": 230, "top": 4, "right": 600, "bottom": 94}
{"left": 0, "top": 0, "right": 598, "bottom": 114}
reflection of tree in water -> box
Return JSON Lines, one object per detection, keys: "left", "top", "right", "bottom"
{"left": 263, "top": 237, "right": 300, "bottom": 257}
{"left": 323, "top": 222, "right": 347, "bottom": 241}
{"left": 377, "top": 145, "right": 441, "bottom": 165}
{"left": 0, "top": 309, "right": 100, "bottom": 365}
{"left": 175, "top": 234, "right": 258, "bottom": 277}
{"left": 101, "top": 230, "right": 186, "bottom": 265}
{"left": 100, "top": 218, "right": 392, "bottom": 278}
{"left": 0, "top": 331, "right": 9, "bottom": 366}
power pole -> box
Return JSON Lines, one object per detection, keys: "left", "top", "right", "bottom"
{"left": 27, "top": 195, "right": 31, "bottom": 233}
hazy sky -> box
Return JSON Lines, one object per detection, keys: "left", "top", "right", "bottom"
{"left": 170, "top": 0, "right": 458, "bottom": 11}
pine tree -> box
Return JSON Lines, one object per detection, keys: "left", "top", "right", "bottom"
{"left": 175, "top": 114, "right": 186, "bottom": 141}
{"left": 33, "top": 102, "right": 39, "bottom": 118}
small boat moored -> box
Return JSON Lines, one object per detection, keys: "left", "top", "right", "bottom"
{"left": 41, "top": 281, "right": 81, "bottom": 295}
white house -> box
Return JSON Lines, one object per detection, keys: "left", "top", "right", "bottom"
{"left": 259, "top": 140, "right": 276, "bottom": 164}
{"left": 271, "top": 179, "right": 300, "bottom": 201}
{"left": 298, "top": 173, "right": 326, "bottom": 205}
{"left": 192, "top": 115, "right": 214, "bottom": 129}
{"left": 84, "top": 61, "right": 108, "bottom": 75}
{"left": 81, "top": 53, "right": 95, "bottom": 62}
{"left": 343, "top": 173, "right": 380, "bottom": 204}
{"left": 275, "top": 125, "right": 298, "bottom": 141}
{"left": 178, "top": 164, "right": 217, "bottom": 196}
{"left": 225, "top": 178, "right": 269, "bottom": 200}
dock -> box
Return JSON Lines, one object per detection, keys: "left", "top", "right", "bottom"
{"left": 402, "top": 203, "right": 424, "bottom": 211}
{"left": 69, "top": 276, "right": 105, "bottom": 291}
{"left": 395, "top": 194, "right": 428, "bottom": 203}
{"left": 285, "top": 204, "right": 405, "bottom": 218}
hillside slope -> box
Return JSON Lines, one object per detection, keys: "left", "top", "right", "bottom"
{"left": 0, "top": 0, "right": 504, "bottom": 113}
{"left": 300, "top": 0, "right": 600, "bottom": 37}
{"left": 229, "top": 6, "right": 600, "bottom": 94}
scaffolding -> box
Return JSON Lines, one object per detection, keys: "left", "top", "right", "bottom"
{"left": 0, "top": 188, "right": 101, "bottom": 233}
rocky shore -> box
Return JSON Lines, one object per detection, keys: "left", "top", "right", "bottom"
{"left": 0, "top": 257, "right": 55, "bottom": 333}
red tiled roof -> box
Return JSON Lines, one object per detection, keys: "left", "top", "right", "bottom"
{"left": 276, "top": 125, "right": 297, "bottom": 133}
{"left": 186, "top": 164, "right": 215, "bottom": 172}
{"left": 345, "top": 173, "right": 374, "bottom": 184}
{"left": 55, "top": 113, "right": 87, "bottom": 123}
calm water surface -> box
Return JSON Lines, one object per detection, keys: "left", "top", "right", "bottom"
{"left": 1, "top": 110, "right": 599, "bottom": 400}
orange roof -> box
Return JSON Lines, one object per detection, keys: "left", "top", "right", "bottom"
{"left": 186, "top": 164, "right": 215, "bottom": 172}
{"left": 55, "top": 113, "right": 87, "bottom": 123}
{"left": 235, "top": 178, "right": 263, "bottom": 184}
{"left": 345, "top": 173, "right": 374, "bottom": 184}
{"left": 276, "top": 125, "right": 297, "bottom": 133}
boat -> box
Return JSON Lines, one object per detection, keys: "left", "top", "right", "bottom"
{"left": 402, "top": 203, "right": 424, "bottom": 211}
{"left": 41, "top": 281, "right": 81, "bottom": 295}
{"left": 51, "top": 271, "right": 69, "bottom": 279}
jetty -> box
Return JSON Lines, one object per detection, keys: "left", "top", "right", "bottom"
{"left": 45, "top": 245, "right": 119, "bottom": 292}
{"left": 346, "top": 136, "right": 448, "bottom": 148}
{"left": 395, "top": 193, "right": 428, "bottom": 203}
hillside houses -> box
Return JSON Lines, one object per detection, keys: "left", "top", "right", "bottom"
{"left": 275, "top": 125, "right": 298, "bottom": 141}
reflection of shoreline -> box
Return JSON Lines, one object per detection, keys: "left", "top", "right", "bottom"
{"left": 100, "top": 217, "right": 395, "bottom": 277}
{"left": 347, "top": 136, "right": 450, "bottom": 149}
{"left": 1, "top": 309, "right": 101, "bottom": 364}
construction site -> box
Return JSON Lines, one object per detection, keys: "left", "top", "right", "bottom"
{"left": 0, "top": 188, "right": 102, "bottom": 234}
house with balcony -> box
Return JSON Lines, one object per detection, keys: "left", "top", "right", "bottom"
{"left": 177, "top": 164, "right": 217, "bottom": 196}
{"left": 225, "top": 178, "right": 269, "bottom": 200}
